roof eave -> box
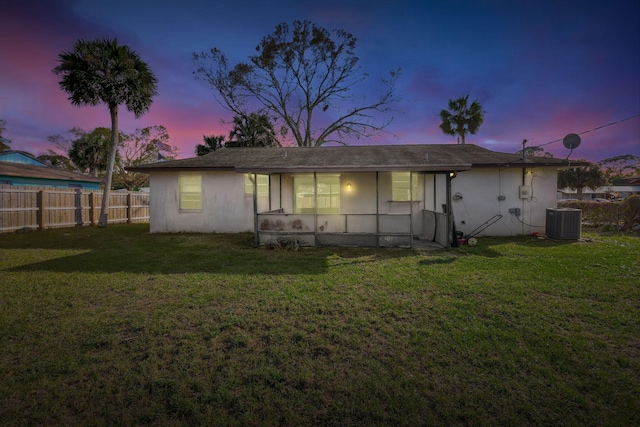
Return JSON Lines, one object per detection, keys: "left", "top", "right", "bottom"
{"left": 126, "top": 166, "right": 236, "bottom": 173}
{"left": 471, "top": 160, "right": 589, "bottom": 168}
{"left": 128, "top": 164, "right": 474, "bottom": 174}
{"left": 235, "top": 164, "right": 472, "bottom": 173}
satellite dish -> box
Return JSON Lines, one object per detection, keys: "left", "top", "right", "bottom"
{"left": 563, "top": 133, "right": 581, "bottom": 150}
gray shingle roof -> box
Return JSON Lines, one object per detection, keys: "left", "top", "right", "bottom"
{"left": 127, "top": 144, "right": 585, "bottom": 174}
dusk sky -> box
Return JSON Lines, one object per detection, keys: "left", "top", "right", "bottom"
{"left": 1, "top": 0, "right": 638, "bottom": 162}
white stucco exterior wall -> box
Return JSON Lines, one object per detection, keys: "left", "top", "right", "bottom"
{"left": 339, "top": 172, "right": 378, "bottom": 214}
{"left": 148, "top": 167, "right": 559, "bottom": 238}
{"left": 451, "top": 167, "right": 559, "bottom": 237}
{"left": 149, "top": 171, "right": 254, "bottom": 233}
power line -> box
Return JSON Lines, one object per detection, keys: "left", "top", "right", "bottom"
{"left": 535, "top": 114, "right": 640, "bottom": 148}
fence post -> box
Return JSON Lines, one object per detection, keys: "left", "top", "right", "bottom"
{"left": 74, "top": 189, "right": 83, "bottom": 226}
{"left": 127, "top": 192, "right": 133, "bottom": 224}
{"left": 89, "top": 192, "right": 95, "bottom": 226}
{"left": 38, "top": 190, "right": 45, "bottom": 231}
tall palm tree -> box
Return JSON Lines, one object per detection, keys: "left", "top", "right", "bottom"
{"left": 53, "top": 38, "right": 157, "bottom": 227}
{"left": 439, "top": 95, "right": 485, "bottom": 144}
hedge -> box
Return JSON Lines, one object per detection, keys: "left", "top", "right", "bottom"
{"left": 558, "top": 195, "right": 640, "bottom": 232}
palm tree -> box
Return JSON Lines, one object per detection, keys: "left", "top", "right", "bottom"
{"left": 226, "top": 113, "right": 279, "bottom": 147}
{"left": 439, "top": 95, "right": 485, "bottom": 144}
{"left": 196, "top": 135, "right": 226, "bottom": 156}
{"left": 53, "top": 38, "right": 157, "bottom": 227}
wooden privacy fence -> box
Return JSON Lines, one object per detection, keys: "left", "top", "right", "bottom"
{"left": 0, "top": 186, "right": 150, "bottom": 233}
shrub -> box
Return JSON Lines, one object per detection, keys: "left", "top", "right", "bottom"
{"left": 557, "top": 196, "right": 640, "bottom": 232}
{"left": 620, "top": 195, "right": 640, "bottom": 231}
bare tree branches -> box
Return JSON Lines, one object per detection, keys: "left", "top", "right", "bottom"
{"left": 193, "top": 20, "right": 400, "bottom": 147}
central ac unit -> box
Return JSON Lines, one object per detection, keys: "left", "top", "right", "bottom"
{"left": 545, "top": 208, "right": 581, "bottom": 240}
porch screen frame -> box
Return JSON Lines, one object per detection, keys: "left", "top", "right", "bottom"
{"left": 293, "top": 174, "right": 340, "bottom": 214}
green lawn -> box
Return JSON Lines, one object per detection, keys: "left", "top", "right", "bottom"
{"left": 1, "top": 224, "right": 638, "bottom": 426}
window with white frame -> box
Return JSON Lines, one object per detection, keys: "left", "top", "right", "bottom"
{"left": 179, "top": 175, "right": 202, "bottom": 211}
{"left": 244, "top": 174, "right": 269, "bottom": 197}
{"left": 294, "top": 174, "right": 340, "bottom": 214}
{"left": 391, "top": 172, "right": 418, "bottom": 201}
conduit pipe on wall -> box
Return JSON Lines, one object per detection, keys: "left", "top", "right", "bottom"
{"left": 446, "top": 170, "right": 458, "bottom": 247}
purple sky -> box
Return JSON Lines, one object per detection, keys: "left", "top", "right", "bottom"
{"left": 1, "top": 0, "right": 638, "bottom": 162}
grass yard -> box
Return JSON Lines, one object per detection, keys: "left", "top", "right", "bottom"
{"left": 0, "top": 224, "right": 638, "bottom": 426}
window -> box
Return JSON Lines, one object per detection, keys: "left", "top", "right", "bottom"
{"left": 392, "top": 172, "right": 418, "bottom": 201}
{"left": 179, "top": 175, "right": 202, "bottom": 211}
{"left": 294, "top": 175, "right": 315, "bottom": 213}
{"left": 317, "top": 175, "right": 340, "bottom": 213}
{"left": 244, "top": 174, "right": 269, "bottom": 197}
{"left": 294, "top": 174, "right": 340, "bottom": 214}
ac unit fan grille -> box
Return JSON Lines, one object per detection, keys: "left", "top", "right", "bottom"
{"left": 546, "top": 208, "right": 581, "bottom": 240}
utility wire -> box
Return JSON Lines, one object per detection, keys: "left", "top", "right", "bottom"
{"left": 503, "top": 113, "right": 639, "bottom": 166}
{"left": 515, "top": 214, "right": 544, "bottom": 228}
{"left": 535, "top": 114, "right": 640, "bottom": 148}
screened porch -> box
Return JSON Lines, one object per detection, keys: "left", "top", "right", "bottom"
{"left": 248, "top": 171, "right": 457, "bottom": 248}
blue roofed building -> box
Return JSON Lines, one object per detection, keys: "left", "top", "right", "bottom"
{"left": 0, "top": 150, "right": 102, "bottom": 189}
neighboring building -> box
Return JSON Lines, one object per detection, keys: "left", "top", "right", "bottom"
{"left": 0, "top": 150, "right": 102, "bottom": 189}
{"left": 0, "top": 150, "right": 45, "bottom": 166}
{"left": 558, "top": 176, "right": 640, "bottom": 201}
{"left": 128, "top": 144, "right": 586, "bottom": 248}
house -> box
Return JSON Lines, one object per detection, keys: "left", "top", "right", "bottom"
{"left": 0, "top": 150, "right": 102, "bottom": 189}
{"left": 0, "top": 150, "right": 46, "bottom": 166}
{"left": 128, "top": 144, "right": 586, "bottom": 248}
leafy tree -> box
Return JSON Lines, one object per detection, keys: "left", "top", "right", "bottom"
{"left": 0, "top": 119, "right": 11, "bottom": 150}
{"left": 196, "top": 134, "right": 226, "bottom": 156}
{"left": 42, "top": 127, "right": 121, "bottom": 174}
{"left": 42, "top": 127, "right": 120, "bottom": 174}
{"left": 54, "top": 37, "right": 157, "bottom": 227}
{"left": 195, "top": 113, "right": 278, "bottom": 155}
{"left": 45, "top": 127, "right": 85, "bottom": 161}
{"left": 68, "top": 127, "right": 112, "bottom": 177}
{"left": 193, "top": 20, "right": 400, "bottom": 147}
{"left": 37, "top": 149, "right": 76, "bottom": 170}
{"left": 439, "top": 95, "right": 485, "bottom": 144}
{"left": 516, "top": 145, "right": 554, "bottom": 158}
{"left": 598, "top": 154, "right": 640, "bottom": 183}
{"left": 113, "top": 125, "right": 178, "bottom": 190}
{"left": 40, "top": 129, "right": 82, "bottom": 171}
{"left": 226, "top": 113, "right": 279, "bottom": 147}
{"left": 558, "top": 162, "right": 607, "bottom": 199}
